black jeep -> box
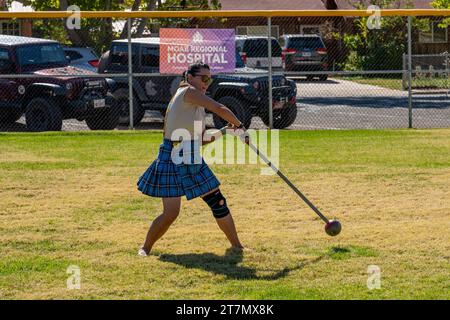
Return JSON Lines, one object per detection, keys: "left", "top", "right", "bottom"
{"left": 100, "top": 37, "right": 297, "bottom": 129}
{"left": 0, "top": 35, "right": 119, "bottom": 131}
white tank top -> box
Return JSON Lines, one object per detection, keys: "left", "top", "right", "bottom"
{"left": 164, "top": 86, "right": 206, "bottom": 141}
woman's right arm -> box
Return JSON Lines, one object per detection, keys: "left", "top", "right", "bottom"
{"left": 184, "top": 87, "right": 242, "bottom": 127}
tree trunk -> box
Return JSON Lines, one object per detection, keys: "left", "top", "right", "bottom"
{"left": 100, "top": 0, "right": 114, "bottom": 53}
{"left": 120, "top": 0, "right": 143, "bottom": 39}
{"left": 135, "top": 0, "right": 158, "bottom": 37}
{"left": 60, "top": 0, "right": 90, "bottom": 46}
{"left": 323, "top": 0, "right": 338, "bottom": 10}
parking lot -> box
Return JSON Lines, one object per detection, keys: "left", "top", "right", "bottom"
{"left": 3, "top": 77, "right": 449, "bottom": 132}
{"left": 288, "top": 78, "right": 450, "bottom": 129}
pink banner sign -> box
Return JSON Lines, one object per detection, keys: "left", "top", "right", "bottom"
{"left": 160, "top": 28, "right": 235, "bottom": 74}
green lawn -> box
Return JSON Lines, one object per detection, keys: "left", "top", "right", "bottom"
{"left": 343, "top": 76, "right": 450, "bottom": 91}
{"left": 0, "top": 129, "right": 449, "bottom": 299}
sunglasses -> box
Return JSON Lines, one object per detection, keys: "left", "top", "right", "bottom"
{"left": 195, "top": 74, "right": 213, "bottom": 86}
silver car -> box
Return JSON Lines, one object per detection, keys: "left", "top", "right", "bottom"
{"left": 63, "top": 46, "right": 99, "bottom": 73}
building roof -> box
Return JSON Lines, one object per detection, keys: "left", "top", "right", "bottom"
{"left": 342, "top": 0, "right": 432, "bottom": 9}
{"left": 219, "top": 0, "right": 432, "bottom": 10}
{"left": 219, "top": 0, "right": 338, "bottom": 10}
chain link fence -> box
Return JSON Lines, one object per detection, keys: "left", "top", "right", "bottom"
{"left": 0, "top": 10, "right": 449, "bottom": 132}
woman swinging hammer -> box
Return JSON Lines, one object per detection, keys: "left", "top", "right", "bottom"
{"left": 137, "top": 62, "right": 247, "bottom": 256}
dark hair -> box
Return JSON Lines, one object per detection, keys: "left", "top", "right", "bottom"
{"left": 182, "top": 62, "right": 210, "bottom": 81}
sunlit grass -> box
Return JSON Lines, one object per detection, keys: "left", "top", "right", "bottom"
{"left": 0, "top": 129, "right": 449, "bottom": 299}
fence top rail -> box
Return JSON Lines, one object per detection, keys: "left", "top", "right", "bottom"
{"left": 1, "top": 9, "right": 450, "bottom": 19}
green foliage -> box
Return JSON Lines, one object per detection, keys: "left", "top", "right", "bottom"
{"left": 145, "top": 0, "right": 223, "bottom": 30}
{"left": 28, "top": 0, "right": 125, "bottom": 54}
{"left": 340, "top": 0, "right": 413, "bottom": 71}
{"left": 432, "top": 0, "right": 450, "bottom": 27}
{"left": 342, "top": 16, "right": 407, "bottom": 71}
{"left": 24, "top": 1, "right": 222, "bottom": 55}
{"left": 432, "top": 0, "right": 450, "bottom": 8}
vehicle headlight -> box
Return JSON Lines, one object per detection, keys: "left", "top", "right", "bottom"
{"left": 66, "top": 83, "right": 73, "bottom": 91}
{"left": 252, "top": 81, "right": 260, "bottom": 90}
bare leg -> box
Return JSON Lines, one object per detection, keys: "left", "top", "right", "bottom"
{"left": 215, "top": 214, "right": 244, "bottom": 249}
{"left": 142, "top": 197, "right": 181, "bottom": 254}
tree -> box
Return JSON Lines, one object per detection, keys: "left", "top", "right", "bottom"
{"left": 25, "top": 1, "right": 222, "bottom": 53}
{"left": 138, "top": 0, "right": 222, "bottom": 35}
{"left": 432, "top": 0, "right": 450, "bottom": 8}
{"left": 28, "top": 0, "right": 130, "bottom": 54}
{"left": 431, "top": 0, "right": 450, "bottom": 27}
{"left": 341, "top": 0, "right": 413, "bottom": 71}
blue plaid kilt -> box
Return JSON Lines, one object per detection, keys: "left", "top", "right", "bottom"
{"left": 137, "top": 139, "right": 220, "bottom": 200}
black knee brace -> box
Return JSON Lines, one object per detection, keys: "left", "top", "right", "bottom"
{"left": 202, "top": 190, "right": 230, "bottom": 219}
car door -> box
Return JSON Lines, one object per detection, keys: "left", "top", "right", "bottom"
{"left": 140, "top": 45, "right": 180, "bottom": 104}
{"left": 0, "top": 48, "right": 18, "bottom": 105}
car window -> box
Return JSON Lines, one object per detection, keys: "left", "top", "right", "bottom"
{"left": 0, "top": 48, "right": 11, "bottom": 73}
{"left": 242, "top": 39, "right": 282, "bottom": 57}
{"left": 17, "top": 44, "right": 68, "bottom": 67}
{"left": 88, "top": 49, "right": 98, "bottom": 59}
{"left": 287, "top": 37, "right": 325, "bottom": 50}
{"left": 236, "top": 39, "right": 244, "bottom": 52}
{"left": 64, "top": 50, "right": 83, "bottom": 61}
{"left": 141, "top": 46, "right": 159, "bottom": 68}
{"left": 110, "top": 43, "right": 138, "bottom": 65}
{"left": 0, "top": 49, "right": 9, "bottom": 60}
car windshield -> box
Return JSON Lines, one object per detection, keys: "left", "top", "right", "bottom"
{"left": 110, "top": 43, "right": 139, "bottom": 65}
{"left": 17, "top": 43, "right": 68, "bottom": 67}
{"left": 242, "top": 39, "right": 282, "bottom": 57}
{"left": 288, "top": 37, "right": 325, "bottom": 50}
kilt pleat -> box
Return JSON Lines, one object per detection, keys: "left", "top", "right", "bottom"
{"left": 137, "top": 139, "right": 220, "bottom": 200}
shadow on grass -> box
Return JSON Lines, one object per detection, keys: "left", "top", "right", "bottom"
{"left": 159, "top": 248, "right": 324, "bottom": 280}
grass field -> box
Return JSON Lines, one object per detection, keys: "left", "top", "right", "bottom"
{"left": 0, "top": 129, "right": 449, "bottom": 299}
{"left": 344, "top": 76, "right": 450, "bottom": 91}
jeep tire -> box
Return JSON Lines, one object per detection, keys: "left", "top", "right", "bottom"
{"left": 25, "top": 98, "right": 63, "bottom": 132}
{"left": 113, "top": 88, "right": 145, "bottom": 126}
{"left": 261, "top": 104, "right": 297, "bottom": 129}
{"left": 212, "top": 96, "right": 251, "bottom": 129}
{"left": 0, "top": 110, "right": 22, "bottom": 124}
{"left": 85, "top": 94, "right": 120, "bottom": 130}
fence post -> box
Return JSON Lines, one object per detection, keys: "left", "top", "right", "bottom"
{"left": 402, "top": 53, "right": 406, "bottom": 90}
{"left": 446, "top": 52, "right": 449, "bottom": 91}
{"left": 128, "top": 18, "right": 134, "bottom": 130}
{"left": 407, "top": 16, "right": 413, "bottom": 129}
{"left": 268, "top": 17, "right": 273, "bottom": 129}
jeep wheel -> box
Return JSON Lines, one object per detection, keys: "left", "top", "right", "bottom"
{"left": 25, "top": 98, "right": 62, "bottom": 132}
{"left": 85, "top": 94, "right": 120, "bottom": 130}
{"left": 212, "top": 96, "right": 251, "bottom": 129}
{"left": 113, "top": 88, "right": 145, "bottom": 126}
{"left": 319, "top": 75, "right": 328, "bottom": 81}
{"left": 261, "top": 105, "right": 297, "bottom": 129}
{"left": 0, "top": 110, "right": 22, "bottom": 124}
